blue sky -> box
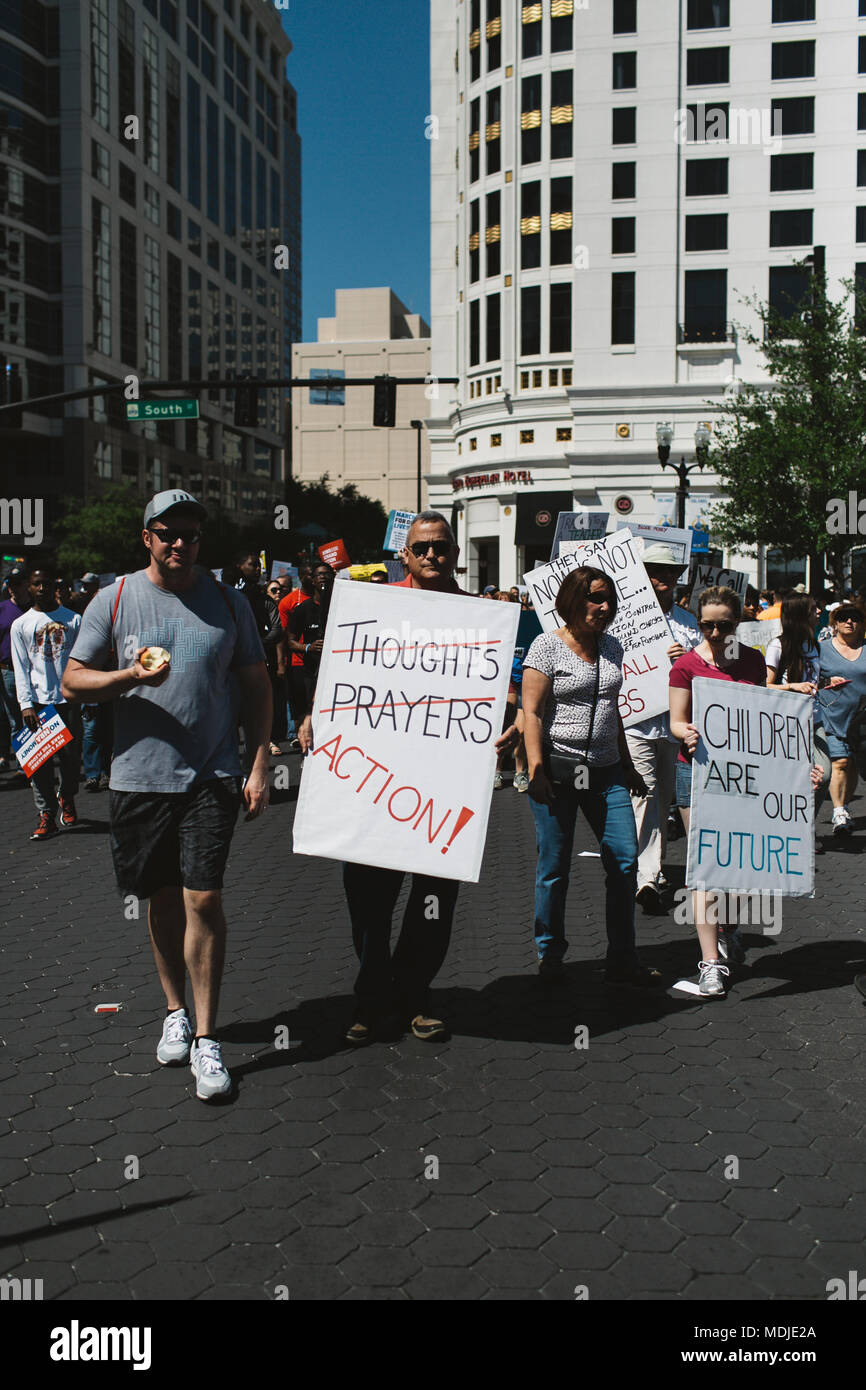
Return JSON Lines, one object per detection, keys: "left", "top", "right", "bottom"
{"left": 281, "top": 1, "right": 431, "bottom": 342}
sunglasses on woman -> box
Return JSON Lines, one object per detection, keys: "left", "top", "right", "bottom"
{"left": 699, "top": 619, "right": 735, "bottom": 636}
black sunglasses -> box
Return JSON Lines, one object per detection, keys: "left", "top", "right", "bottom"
{"left": 409, "top": 540, "right": 452, "bottom": 558}
{"left": 699, "top": 619, "right": 735, "bottom": 635}
{"left": 149, "top": 527, "right": 201, "bottom": 545}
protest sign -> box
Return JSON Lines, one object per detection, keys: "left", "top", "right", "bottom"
{"left": 523, "top": 530, "right": 674, "bottom": 726}
{"left": 686, "top": 678, "right": 814, "bottom": 896}
{"left": 551, "top": 511, "right": 609, "bottom": 559}
{"left": 384, "top": 510, "right": 416, "bottom": 555}
{"left": 615, "top": 522, "right": 693, "bottom": 582}
{"left": 688, "top": 561, "right": 749, "bottom": 612}
{"left": 318, "top": 539, "right": 350, "bottom": 571}
{"left": 736, "top": 618, "right": 781, "bottom": 659}
{"left": 348, "top": 564, "right": 388, "bottom": 582}
{"left": 270, "top": 561, "right": 298, "bottom": 582}
{"left": 12, "top": 704, "right": 73, "bottom": 779}
{"left": 293, "top": 582, "right": 519, "bottom": 881}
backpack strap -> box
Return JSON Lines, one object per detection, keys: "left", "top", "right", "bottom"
{"left": 110, "top": 576, "right": 126, "bottom": 632}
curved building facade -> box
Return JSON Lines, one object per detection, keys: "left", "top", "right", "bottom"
{"left": 429, "top": 0, "right": 864, "bottom": 591}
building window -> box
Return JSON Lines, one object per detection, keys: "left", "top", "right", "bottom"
{"left": 119, "top": 163, "right": 136, "bottom": 207}
{"left": 491, "top": 433, "right": 502, "bottom": 447}
{"left": 225, "top": 118, "right": 236, "bottom": 236}
{"left": 686, "top": 157, "right": 728, "bottom": 195}
{"left": 166, "top": 53, "right": 181, "bottom": 191}
{"left": 469, "top": 437, "right": 478, "bottom": 452}
{"left": 487, "top": 190, "right": 501, "bottom": 276}
{"left": 143, "top": 234, "right": 161, "bottom": 376}
{"left": 90, "top": 0, "right": 110, "bottom": 130}
{"left": 487, "top": 0, "right": 502, "bottom": 71}
{"left": 142, "top": 24, "right": 160, "bottom": 174}
{"left": 769, "top": 208, "right": 813, "bottom": 245}
{"left": 521, "top": 182, "right": 542, "bottom": 268}
{"left": 551, "top": 70, "right": 574, "bottom": 159}
{"left": 612, "top": 162, "right": 636, "bottom": 199}
{"left": 520, "top": 429, "right": 534, "bottom": 444}
{"left": 613, "top": 52, "right": 636, "bottom": 90}
{"left": 167, "top": 202, "right": 181, "bottom": 240}
{"left": 684, "top": 268, "right": 727, "bottom": 340}
{"left": 486, "top": 87, "right": 501, "bottom": 175}
{"left": 859, "top": 150, "right": 866, "bottom": 188}
{"left": 521, "top": 75, "right": 542, "bottom": 164}
{"left": 769, "top": 265, "right": 810, "bottom": 323}
{"left": 550, "top": 282, "right": 571, "bottom": 352}
{"left": 612, "top": 107, "right": 636, "bottom": 145}
{"left": 470, "top": 98, "right": 480, "bottom": 182}
{"left": 550, "top": 177, "right": 573, "bottom": 264}
{"left": 469, "top": 0, "right": 481, "bottom": 81}
{"left": 772, "top": 0, "right": 814, "bottom": 18}
{"left": 521, "top": 285, "right": 541, "bottom": 355}
{"left": 470, "top": 299, "right": 480, "bottom": 365}
{"left": 685, "top": 213, "right": 727, "bottom": 251}
{"left": 857, "top": 207, "right": 866, "bottom": 243}
{"left": 611, "top": 272, "right": 635, "bottom": 344}
{"left": 92, "top": 199, "right": 111, "bottom": 355}
{"left": 613, "top": 0, "right": 637, "bottom": 34}
{"left": 557, "top": 426, "right": 572, "bottom": 441}
{"left": 770, "top": 152, "right": 813, "bottom": 191}
{"left": 470, "top": 199, "right": 480, "bottom": 282}
{"left": 522, "top": 1, "right": 542, "bottom": 59}
{"left": 551, "top": 0, "right": 574, "bottom": 52}
{"left": 119, "top": 217, "right": 137, "bottom": 364}
{"left": 118, "top": 3, "right": 136, "bottom": 139}
{"left": 771, "top": 41, "right": 815, "bottom": 79}
{"left": 188, "top": 76, "right": 201, "bottom": 208}
{"left": 167, "top": 252, "right": 182, "bottom": 381}
{"left": 520, "top": 371, "right": 530, "bottom": 389}
{"left": 687, "top": 47, "right": 729, "bottom": 85}
{"left": 685, "top": 102, "right": 730, "bottom": 141}
{"left": 188, "top": 218, "right": 201, "bottom": 257}
{"left": 688, "top": 0, "right": 729, "bottom": 27}
{"left": 855, "top": 263, "right": 866, "bottom": 333}
{"left": 91, "top": 140, "right": 110, "bottom": 187}
{"left": 487, "top": 293, "right": 501, "bottom": 361}
{"left": 549, "top": 369, "right": 559, "bottom": 385}
{"left": 144, "top": 184, "right": 160, "bottom": 225}
{"left": 612, "top": 216, "right": 636, "bottom": 254}
{"left": 188, "top": 267, "right": 202, "bottom": 378}
{"left": 206, "top": 98, "right": 220, "bottom": 226}
{"left": 562, "top": 368, "right": 572, "bottom": 385}
{"left": 860, "top": 94, "right": 866, "bottom": 131}
{"left": 771, "top": 96, "right": 814, "bottom": 134}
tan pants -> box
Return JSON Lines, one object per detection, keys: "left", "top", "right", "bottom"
{"left": 625, "top": 733, "right": 678, "bottom": 892}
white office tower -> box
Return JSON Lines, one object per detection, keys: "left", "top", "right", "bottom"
{"left": 428, "top": 0, "right": 864, "bottom": 590}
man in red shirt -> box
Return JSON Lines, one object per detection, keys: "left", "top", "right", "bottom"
{"left": 299, "top": 511, "right": 517, "bottom": 1045}
{"left": 279, "top": 565, "right": 313, "bottom": 749}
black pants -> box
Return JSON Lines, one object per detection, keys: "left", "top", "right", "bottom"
{"left": 342, "top": 862, "right": 460, "bottom": 1019}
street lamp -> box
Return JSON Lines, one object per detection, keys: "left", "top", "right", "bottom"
{"left": 656, "top": 422, "right": 709, "bottom": 530}
{"left": 410, "top": 419, "right": 424, "bottom": 513}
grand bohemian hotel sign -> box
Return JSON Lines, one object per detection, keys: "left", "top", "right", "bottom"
{"left": 452, "top": 470, "right": 535, "bottom": 491}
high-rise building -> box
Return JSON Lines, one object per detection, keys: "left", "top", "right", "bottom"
{"left": 429, "top": 0, "right": 864, "bottom": 591}
{"left": 291, "top": 288, "right": 432, "bottom": 515}
{"left": 0, "top": 0, "right": 301, "bottom": 540}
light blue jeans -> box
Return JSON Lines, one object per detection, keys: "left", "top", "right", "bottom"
{"left": 529, "top": 761, "right": 639, "bottom": 969}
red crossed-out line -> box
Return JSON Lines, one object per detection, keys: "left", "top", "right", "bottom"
{"left": 319, "top": 695, "right": 496, "bottom": 716}
{"left": 330, "top": 639, "right": 503, "bottom": 655}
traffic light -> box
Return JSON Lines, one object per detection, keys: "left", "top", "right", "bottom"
{"left": 372, "top": 375, "right": 397, "bottom": 428}
{"left": 234, "top": 381, "right": 259, "bottom": 428}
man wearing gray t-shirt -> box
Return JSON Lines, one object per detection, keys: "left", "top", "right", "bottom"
{"left": 63, "top": 490, "right": 272, "bottom": 1102}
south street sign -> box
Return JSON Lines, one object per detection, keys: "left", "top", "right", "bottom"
{"left": 126, "top": 399, "right": 200, "bottom": 420}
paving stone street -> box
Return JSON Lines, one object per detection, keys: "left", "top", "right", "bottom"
{"left": 1, "top": 755, "right": 865, "bottom": 1303}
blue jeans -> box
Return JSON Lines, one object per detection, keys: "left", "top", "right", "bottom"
{"left": 1, "top": 667, "right": 22, "bottom": 741}
{"left": 529, "top": 761, "right": 639, "bottom": 969}
{"left": 81, "top": 704, "right": 112, "bottom": 780}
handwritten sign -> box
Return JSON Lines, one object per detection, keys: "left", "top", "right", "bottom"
{"left": 523, "top": 530, "right": 674, "bottom": 727}
{"left": 551, "top": 511, "right": 609, "bottom": 559}
{"left": 615, "top": 522, "right": 693, "bottom": 582}
{"left": 736, "top": 618, "right": 782, "bottom": 659}
{"left": 688, "top": 561, "right": 749, "bottom": 612}
{"left": 686, "top": 678, "right": 814, "bottom": 896}
{"left": 292, "top": 582, "right": 518, "bottom": 881}
{"left": 12, "top": 704, "right": 74, "bottom": 778}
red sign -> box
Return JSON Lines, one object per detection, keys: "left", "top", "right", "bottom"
{"left": 614, "top": 495, "right": 634, "bottom": 515}
{"left": 318, "top": 539, "right": 351, "bottom": 571}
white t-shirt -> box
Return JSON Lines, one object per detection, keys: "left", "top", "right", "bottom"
{"left": 524, "top": 630, "right": 624, "bottom": 767}
{"left": 10, "top": 605, "right": 81, "bottom": 709}
{"left": 765, "top": 637, "right": 820, "bottom": 686}
{"left": 627, "top": 604, "right": 700, "bottom": 742}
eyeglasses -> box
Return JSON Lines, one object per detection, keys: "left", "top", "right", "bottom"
{"left": 149, "top": 527, "right": 201, "bottom": 545}
{"left": 699, "top": 619, "right": 735, "bottom": 635}
{"left": 409, "top": 540, "right": 452, "bottom": 558}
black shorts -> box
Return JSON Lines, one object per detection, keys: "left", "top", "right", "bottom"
{"left": 109, "top": 777, "right": 243, "bottom": 899}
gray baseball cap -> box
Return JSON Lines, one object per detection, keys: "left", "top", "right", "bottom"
{"left": 143, "top": 489, "right": 207, "bottom": 529}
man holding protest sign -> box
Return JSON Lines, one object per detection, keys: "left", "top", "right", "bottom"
{"left": 296, "top": 511, "right": 519, "bottom": 1045}
{"left": 624, "top": 544, "right": 700, "bottom": 914}
{"left": 10, "top": 564, "right": 83, "bottom": 840}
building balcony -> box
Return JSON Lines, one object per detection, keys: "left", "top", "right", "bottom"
{"left": 678, "top": 321, "right": 736, "bottom": 346}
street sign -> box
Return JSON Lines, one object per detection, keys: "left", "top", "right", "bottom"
{"left": 126, "top": 399, "right": 200, "bottom": 420}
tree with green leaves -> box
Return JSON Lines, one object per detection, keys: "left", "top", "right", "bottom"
{"left": 706, "top": 265, "right": 866, "bottom": 593}
{"left": 54, "top": 486, "right": 146, "bottom": 577}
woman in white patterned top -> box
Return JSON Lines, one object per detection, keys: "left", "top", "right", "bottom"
{"left": 522, "top": 566, "right": 662, "bottom": 989}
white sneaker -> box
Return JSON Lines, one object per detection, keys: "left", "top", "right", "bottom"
{"left": 190, "top": 1037, "right": 231, "bottom": 1101}
{"left": 513, "top": 772, "right": 530, "bottom": 793}
{"left": 832, "top": 807, "right": 853, "bottom": 835}
{"left": 156, "top": 1009, "right": 193, "bottom": 1065}
{"left": 698, "top": 960, "right": 730, "bottom": 997}
{"left": 493, "top": 770, "right": 503, "bottom": 790}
